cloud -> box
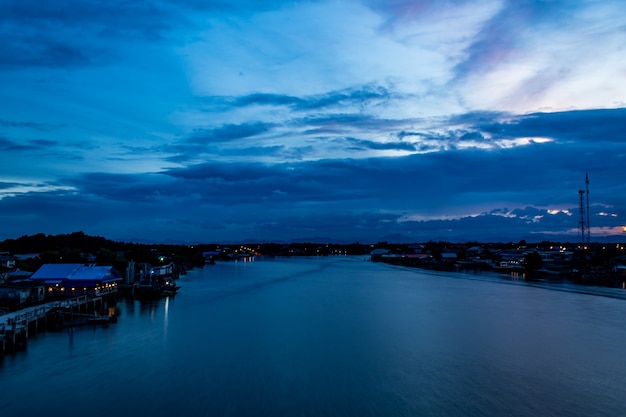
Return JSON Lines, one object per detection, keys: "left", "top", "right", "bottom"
{"left": 0, "top": 0, "right": 184, "bottom": 68}
{"left": 0, "top": 119, "right": 50, "bottom": 129}
{"left": 1, "top": 131, "right": 624, "bottom": 243}
{"left": 1, "top": 1, "right": 625, "bottom": 243}
{"left": 0, "top": 137, "right": 59, "bottom": 151}
{"left": 189, "top": 122, "right": 274, "bottom": 144}
{"left": 230, "top": 85, "right": 396, "bottom": 112}
{"left": 234, "top": 93, "right": 304, "bottom": 108}
{"left": 0, "top": 180, "right": 75, "bottom": 200}
{"left": 476, "top": 108, "right": 626, "bottom": 142}
{"left": 0, "top": 181, "right": 22, "bottom": 190}
{"left": 452, "top": 1, "right": 626, "bottom": 111}
{"left": 344, "top": 137, "right": 417, "bottom": 152}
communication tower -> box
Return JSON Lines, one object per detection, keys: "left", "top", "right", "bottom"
{"left": 585, "top": 172, "right": 590, "bottom": 244}
{"left": 578, "top": 173, "right": 591, "bottom": 247}
{"left": 579, "top": 189, "right": 586, "bottom": 247}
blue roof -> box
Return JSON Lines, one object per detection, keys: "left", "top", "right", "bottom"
{"left": 30, "top": 264, "right": 82, "bottom": 279}
{"left": 71, "top": 266, "right": 118, "bottom": 280}
{"left": 30, "top": 264, "right": 121, "bottom": 283}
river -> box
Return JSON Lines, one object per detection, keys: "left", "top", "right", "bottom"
{"left": 1, "top": 256, "right": 625, "bottom": 416}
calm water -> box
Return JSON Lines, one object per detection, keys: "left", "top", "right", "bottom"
{"left": 1, "top": 256, "right": 626, "bottom": 416}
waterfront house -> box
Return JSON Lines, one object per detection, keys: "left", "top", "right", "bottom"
{"left": 407, "top": 244, "right": 425, "bottom": 253}
{"left": 406, "top": 253, "right": 433, "bottom": 261}
{"left": 133, "top": 262, "right": 180, "bottom": 298}
{"left": 466, "top": 246, "right": 484, "bottom": 257}
{"left": 440, "top": 252, "right": 458, "bottom": 263}
{"left": 370, "top": 248, "right": 389, "bottom": 261}
{"left": 0, "top": 281, "right": 46, "bottom": 310}
{"left": 0, "top": 254, "right": 16, "bottom": 269}
{"left": 404, "top": 253, "right": 434, "bottom": 266}
{"left": 28, "top": 264, "right": 122, "bottom": 298}
{"left": 203, "top": 251, "right": 221, "bottom": 263}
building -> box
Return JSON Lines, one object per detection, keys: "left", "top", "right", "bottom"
{"left": 370, "top": 248, "right": 389, "bottom": 261}
{"left": 0, "top": 254, "right": 16, "bottom": 269}
{"left": 0, "top": 281, "right": 46, "bottom": 310}
{"left": 440, "top": 252, "right": 458, "bottom": 263}
{"left": 28, "top": 264, "right": 122, "bottom": 298}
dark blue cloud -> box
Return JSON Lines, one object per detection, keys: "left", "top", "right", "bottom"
{"left": 189, "top": 122, "right": 274, "bottom": 144}
{"left": 0, "top": 181, "right": 23, "bottom": 189}
{"left": 2, "top": 98, "right": 625, "bottom": 243}
{"left": 344, "top": 137, "right": 417, "bottom": 152}
{"left": 458, "top": 131, "right": 486, "bottom": 141}
{"left": 225, "top": 85, "right": 396, "bottom": 111}
{"left": 2, "top": 133, "right": 624, "bottom": 243}
{"left": 0, "top": 0, "right": 319, "bottom": 69}
{"left": 0, "top": 36, "right": 92, "bottom": 68}
{"left": 446, "top": 111, "right": 512, "bottom": 126}
{"left": 294, "top": 86, "right": 394, "bottom": 110}
{"left": 155, "top": 141, "right": 613, "bottom": 214}
{"left": 0, "top": 119, "right": 51, "bottom": 129}
{"left": 163, "top": 143, "right": 287, "bottom": 164}
{"left": 234, "top": 93, "right": 304, "bottom": 108}
{"left": 51, "top": 107, "right": 626, "bottom": 223}
{"left": 0, "top": 136, "right": 59, "bottom": 151}
{"left": 164, "top": 162, "right": 281, "bottom": 182}
{"left": 476, "top": 108, "right": 626, "bottom": 142}
{"left": 29, "top": 139, "right": 58, "bottom": 147}
{"left": 0, "top": 0, "right": 182, "bottom": 68}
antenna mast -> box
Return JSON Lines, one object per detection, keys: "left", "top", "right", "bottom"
{"left": 585, "top": 172, "right": 590, "bottom": 245}
{"left": 579, "top": 189, "right": 586, "bottom": 247}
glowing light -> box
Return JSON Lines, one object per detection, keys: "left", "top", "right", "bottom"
{"left": 547, "top": 209, "right": 572, "bottom": 216}
{"left": 599, "top": 212, "right": 618, "bottom": 217}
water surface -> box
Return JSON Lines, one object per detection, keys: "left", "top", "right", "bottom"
{"left": 1, "top": 256, "right": 625, "bottom": 416}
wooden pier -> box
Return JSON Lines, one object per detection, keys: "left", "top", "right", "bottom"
{"left": 0, "top": 295, "right": 108, "bottom": 355}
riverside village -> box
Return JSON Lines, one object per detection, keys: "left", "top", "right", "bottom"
{"left": 1, "top": 225, "right": 626, "bottom": 356}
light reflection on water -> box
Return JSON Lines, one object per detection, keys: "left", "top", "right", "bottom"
{"left": 1, "top": 256, "right": 626, "bottom": 417}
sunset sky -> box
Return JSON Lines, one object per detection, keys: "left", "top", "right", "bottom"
{"left": 1, "top": 0, "right": 625, "bottom": 244}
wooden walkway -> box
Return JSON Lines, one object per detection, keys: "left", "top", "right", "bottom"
{"left": 0, "top": 295, "right": 103, "bottom": 354}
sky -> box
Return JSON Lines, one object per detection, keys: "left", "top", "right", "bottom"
{"left": 1, "top": 0, "right": 626, "bottom": 244}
